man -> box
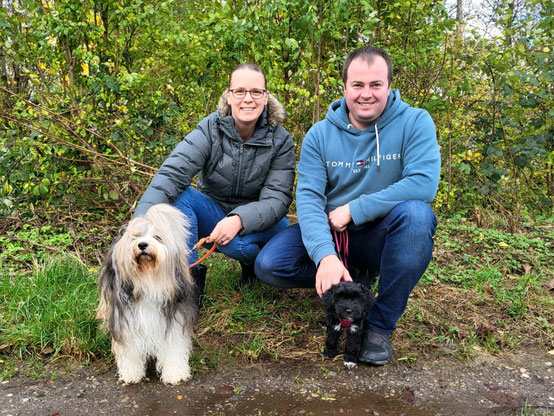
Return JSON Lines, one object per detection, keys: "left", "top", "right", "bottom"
{"left": 255, "top": 46, "right": 441, "bottom": 365}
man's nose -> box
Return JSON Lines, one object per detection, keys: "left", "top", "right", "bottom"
{"left": 361, "top": 85, "right": 372, "bottom": 97}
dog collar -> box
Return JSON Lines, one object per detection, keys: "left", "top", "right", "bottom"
{"left": 339, "top": 318, "right": 352, "bottom": 328}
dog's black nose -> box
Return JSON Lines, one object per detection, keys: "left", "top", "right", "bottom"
{"left": 346, "top": 308, "right": 353, "bottom": 314}
{"left": 138, "top": 242, "right": 148, "bottom": 251}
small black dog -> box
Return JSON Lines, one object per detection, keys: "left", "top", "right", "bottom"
{"left": 322, "top": 281, "right": 375, "bottom": 368}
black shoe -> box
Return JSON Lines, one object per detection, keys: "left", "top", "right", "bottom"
{"left": 235, "top": 261, "right": 257, "bottom": 290}
{"left": 359, "top": 330, "right": 392, "bottom": 366}
{"left": 191, "top": 264, "right": 207, "bottom": 308}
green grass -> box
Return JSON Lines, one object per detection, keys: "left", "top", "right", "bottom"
{"left": 0, "top": 215, "right": 552, "bottom": 379}
{"left": 0, "top": 256, "right": 110, "bottom": 361}
{"left": 516, "top": 400, "right": 553, "bottom": 416}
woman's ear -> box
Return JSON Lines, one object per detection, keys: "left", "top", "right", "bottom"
{"left": 226, "top": 89, "right": 232, "bottom": 106}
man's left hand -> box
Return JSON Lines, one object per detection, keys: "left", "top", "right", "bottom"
{"left": 328, "top": 204, "right": 352, "bottom": 232}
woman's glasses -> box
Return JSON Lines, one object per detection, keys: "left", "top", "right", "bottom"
{"left": 229, "top": 89, "right": 266, "bottom": 99}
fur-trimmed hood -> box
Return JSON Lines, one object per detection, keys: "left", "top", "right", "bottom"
{"left": 217, "top": 90, "right": 287, "bottom": 127}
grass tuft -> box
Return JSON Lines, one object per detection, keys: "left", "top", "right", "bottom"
{"left": 0, "top": 256, "right": 110, "bottom": 361}
{"left": 0, "top": 215, "right": 552, "bottom": 377}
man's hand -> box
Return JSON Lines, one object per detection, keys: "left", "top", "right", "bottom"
{"left": 316, "top": 255, "right": 352, "bottom": 297}
{"left": 206, "top": 215, "right": 242, "bottom": 245}
{"left": 328, "top": 204, "right": 352, "bottom": 232}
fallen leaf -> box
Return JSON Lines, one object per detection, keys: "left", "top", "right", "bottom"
{"left": 548, "top": 350, "right": 554, "bottom": 355}
{"left": 522, "top": 263, "right": 531, "bottom": 274}
{"left": 0, "top": 345, "right": 10, "bottom": 353}
{"left": 177, "top": 395, "right": 183, "bottom": 400}
{"left": 498, "top": 242, "right": 509, "bottom": 248}
{"left": 543, "top": 278, "right": 554, "bottom": 291}
{"left": 476, "top": 324, "right": 496, "bottom": 339}
{"left": 484, "top": 281, "right": 495, "bottom": 295}
{"left": 42, "top": 345, "right": 54, "bottom": 355}
{"left": 217, "top": 384, "right": 234, "bottom": 395}
{"left": 121, "top": 397, "right": 131, "bottom": 403}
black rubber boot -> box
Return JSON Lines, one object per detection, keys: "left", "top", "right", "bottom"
{"left": 191, "top": 264, "right": 207, "bottom": 308}
{"left": 235, "top": 261, "right": 257, "bottom": 290}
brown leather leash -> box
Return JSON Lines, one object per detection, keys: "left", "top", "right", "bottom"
{"left": 189, "top": 236, "right": 217, "bottom": 268}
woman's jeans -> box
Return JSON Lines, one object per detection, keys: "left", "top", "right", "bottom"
{"left": 255, "top": 200, "right": 437, "bottom": 334}
{"left": 173, "top": 187, "right": 289, "bottom": 266}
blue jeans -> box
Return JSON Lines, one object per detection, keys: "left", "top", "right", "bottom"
{"left": 173, "top": 187, "right": 289, "bottom": 266}
{"left": 255, "top": 200, "right": 437, "bottom": 334}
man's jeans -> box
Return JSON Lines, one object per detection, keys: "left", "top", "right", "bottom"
{"left": 255, "top": 200, "right": 437, "bottom": 334}
{"left": 174, "top": 187, "right": 289, "bottom": 266}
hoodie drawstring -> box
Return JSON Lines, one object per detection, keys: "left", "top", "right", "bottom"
{"left": 375, "top": 124, "right": 380, "bottom": 171}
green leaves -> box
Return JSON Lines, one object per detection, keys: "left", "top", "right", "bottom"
{"left": 0, "top": 0, "right": 551, "bottom": 221}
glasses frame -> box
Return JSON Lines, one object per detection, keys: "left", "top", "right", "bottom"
{"left": 229, "top": 88, "right": 267, "bottom": 99}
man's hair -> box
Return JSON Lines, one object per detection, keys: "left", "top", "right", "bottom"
{"left": 229, "top": 63, "right": 267, "bottom": 89}
{"left": 342, "top": 46, "right": 393, "bottom": 86}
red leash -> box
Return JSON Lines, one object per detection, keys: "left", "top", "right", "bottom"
{"left": 189, "top": 236, "right": 217, "bottom": 269}
{"left": 333, "top": 229, "right": 349, "bottom": 269}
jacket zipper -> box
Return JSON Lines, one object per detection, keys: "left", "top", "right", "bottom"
{"left": 235, "top": 143, "right": 244, "bottom": 196}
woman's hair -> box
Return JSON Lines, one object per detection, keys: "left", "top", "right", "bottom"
{"left": 229, "top": 63, "right": 267, "bottom": 89}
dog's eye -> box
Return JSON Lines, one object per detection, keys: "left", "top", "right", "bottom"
{"left": 154, "top": 235, "right": 163, "bottom": 242}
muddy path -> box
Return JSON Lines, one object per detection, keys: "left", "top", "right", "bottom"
{"left": 1, "top": 348, "right": 552, "bottom": 416}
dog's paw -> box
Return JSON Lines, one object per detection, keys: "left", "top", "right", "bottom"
{"left": 117, "top": 363, "right": 146, "bottom": 385}
{"left": 160, "top": 367, "right": 191, "bottom": 385}
{"left": 343, "top": 361, "right": 357, "bottom": 369}
{"left": 323, "top": 349, "right": 337, "bottom": 360}
{"left": 118, "top": 371, "right": 145, "bottom": 385}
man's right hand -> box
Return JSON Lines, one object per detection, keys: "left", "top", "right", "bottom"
{"left": 315, "top": 255, "right": 352, "bottom": 297}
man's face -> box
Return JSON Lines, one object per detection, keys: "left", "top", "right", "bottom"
{"left": 344, "top": 56, "right": 390, "bottom": 130}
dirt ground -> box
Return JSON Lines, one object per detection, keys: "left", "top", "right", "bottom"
{"left": 1, "top": 347, "right": 552, "bottom": 416}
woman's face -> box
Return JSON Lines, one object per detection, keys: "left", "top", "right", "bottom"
{"left": 226, "top": 69, "right": 268, "bottom": 127}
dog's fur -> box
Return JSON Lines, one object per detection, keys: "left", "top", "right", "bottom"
{"left": 322, "top": 281, "right": 375, "bottom": 368}
{"left": 97, "top": 204, "right": 197, "bottom": 385}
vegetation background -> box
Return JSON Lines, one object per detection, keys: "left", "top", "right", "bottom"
{"left": 0, "top": 0, "right": 552, "bottom": 388}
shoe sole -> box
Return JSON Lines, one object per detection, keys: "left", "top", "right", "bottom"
{"left": 359, "top": 357, "right": 390, "bottom": 366}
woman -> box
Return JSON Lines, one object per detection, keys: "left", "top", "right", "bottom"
{"left": 134, "top": 63, "right": 296, "bottom": 303}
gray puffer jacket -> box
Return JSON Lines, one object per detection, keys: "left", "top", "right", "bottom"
{"left": 134, "top": 92, "right": 296, "bottom": 235}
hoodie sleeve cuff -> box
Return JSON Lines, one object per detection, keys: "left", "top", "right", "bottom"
{"left": 349, "top": 197, "right": 368, "bottom": 226}
{"left": 312, "top": 244, "right": 337, "bottom": 267}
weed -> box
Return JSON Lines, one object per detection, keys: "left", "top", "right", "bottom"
{"left": 0, "top": 256, "right": 110, "bottom": 359}
{"left": 0, "top": 216, "right": 552, "bottom": 377}
{"left": 516, "top": 399, "right": 553, "bottom": 415}
{"left": 0, "top": 357, "right": 17, "bottom": 379}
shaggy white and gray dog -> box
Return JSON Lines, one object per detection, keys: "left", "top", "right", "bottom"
{"left": 97, "top": 204, "right": 197, "bottom": 385}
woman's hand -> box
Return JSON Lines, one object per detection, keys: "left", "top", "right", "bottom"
{"left": 206, "top": 215, "right": 243, "bottom": 245}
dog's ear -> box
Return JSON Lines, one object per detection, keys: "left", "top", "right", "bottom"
{"left": 321, "top": 285, "right": 336, "bottom": 313}
{"left": 97, "top": 245, "right": 132, "bottom": 342}
{"left": 174, "top": 262, "right": 193, "bottom": 303}
{"left": 360, "top": 284, "right": 376, "bottom": 307}
{"left": 117, "top": 224, "right": 128, "bottom": 237}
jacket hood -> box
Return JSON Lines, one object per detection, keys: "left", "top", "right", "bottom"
{"left": 217, "top": 90, "right": 287, "bottom": 127}
{"left": 326, "top": 89, "right": 409, "bottom": 134}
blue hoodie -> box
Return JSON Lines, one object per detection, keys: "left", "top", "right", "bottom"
{"left": 296, "top": 89, "right": 441, "bottom": 266}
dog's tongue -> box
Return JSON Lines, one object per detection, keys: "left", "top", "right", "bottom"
{"left": 339, "top": 318, "right": 352, "bottom": 328}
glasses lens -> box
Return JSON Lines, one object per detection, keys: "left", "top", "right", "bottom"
{"left": 233, "top": 89, "right": 246, "bottom": 98}
{"left": 250, "top": 89, "right": 264, "bottom": 98}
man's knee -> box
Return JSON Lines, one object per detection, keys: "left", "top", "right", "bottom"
{"left": 391, "top": 200, "right": 436, "bottom": 233}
